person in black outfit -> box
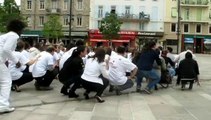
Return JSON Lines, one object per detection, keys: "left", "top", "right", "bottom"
{"left": 178, "top": 52, "right": 199, "bottom": 90}
{"left": 59, "top": 45, "right": 87, "bottom": 98}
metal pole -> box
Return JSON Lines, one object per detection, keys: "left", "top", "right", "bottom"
{"left": 177, "top": 0, "right": 181, "bottom": 53}
{"left": 69, "top": 0, "right": 72, "bottom": 42}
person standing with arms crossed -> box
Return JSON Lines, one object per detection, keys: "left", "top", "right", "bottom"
{"left": 0, "top": 19, "right": 25, "bottom": 113}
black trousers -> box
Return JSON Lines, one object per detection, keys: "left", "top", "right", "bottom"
{"left": 81, "top": 77, "right": 109, "bottom": 96}
{"left": 35, "top": 70, "right": 58, "bottom": 87}
{"left": 63, "top": 74, "right": 82, "bottom": 92}
{"left": 12, "top": 72, "right": 33, "bottom": 86}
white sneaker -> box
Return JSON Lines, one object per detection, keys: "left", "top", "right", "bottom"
{"left": 0, "top": 107, "right": 15, "bottom": 114}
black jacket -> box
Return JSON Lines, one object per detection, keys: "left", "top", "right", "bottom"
{"left": 178, "top": 58, "right": 199, "bottom": 79}
{"left": 58, "top": 56, "right": 84, "bottom": 82}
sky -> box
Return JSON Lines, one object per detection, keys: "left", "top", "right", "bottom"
{"left": 0, "top": 0, "right": 20, "bottom": 5}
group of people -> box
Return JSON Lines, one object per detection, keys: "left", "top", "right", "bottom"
{"left": 0, "top": 19, "right": 200, "bottom": 114}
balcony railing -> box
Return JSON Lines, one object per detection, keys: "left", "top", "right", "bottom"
{"left": 181, "top": 0, "right": 209, "bottom": 7}
{"left": 46, "top": 8, "right": 61, "bottom": 14}
{"left": 118, "top": 12, "right": 150, "bottom": 22}
{"left": 181, "top": 17, "right": 209, "bottom": 23}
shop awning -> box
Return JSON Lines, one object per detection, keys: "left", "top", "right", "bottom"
{"left": 90, "top": 39, "right": 130, "bottom": 42}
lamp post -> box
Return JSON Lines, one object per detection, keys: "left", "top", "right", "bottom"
{"left": 69, "top": 0, "right": 73, "bottom": 42}
{"left": 177, "top": 0, "right": 181, "bottom": 53}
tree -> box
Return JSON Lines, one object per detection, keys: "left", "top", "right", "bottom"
{"left": 0, "top": 0, "right": 25, "bottom": 32}
{"left": 99, "top": 12, "right": 122, "bottom": 45}
{"left": 43, "top": 15, "right": 63, "bottom": 42}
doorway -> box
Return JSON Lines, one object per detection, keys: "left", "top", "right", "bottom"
{"left": 195, "top": 38, "right": 202, "bottom": 53}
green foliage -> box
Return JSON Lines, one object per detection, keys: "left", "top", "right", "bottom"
{"left": 43, "top": 15, "right": 63, "bottom": 40}
{"left": 0, "top": 0, "right": 25, "bottom": 32}
{"left": 99, "top": 13, "right": 122, "bottom": 41}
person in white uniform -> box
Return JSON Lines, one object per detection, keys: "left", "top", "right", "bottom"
{"left": 109, "top": 46, "right": 138, "bottom": 95}
{"left": 81, "top": 48, "right": 109, "bottom": 103}
{"left": 8, "top": 41, "right": 37, "bottom": 92}
{"left": 0, "top": 19, "right": 25, "bottom": 113}
{"left": 32, "top": 46, "right": 57, "bottom": 90}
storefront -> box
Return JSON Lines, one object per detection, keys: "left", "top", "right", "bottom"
{"left": 182, "top": 34, "right": 211, "bottom": 54}
{"left": 89, "top": 29, "right": 136, "bottom": 48}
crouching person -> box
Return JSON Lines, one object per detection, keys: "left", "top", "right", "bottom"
{"left": 81, "top": 48, "right": 109, "bottom": 103}
{"left": 59, "top": 45, "right": 87, "bottom": 98}
{"left": 32, "top": 46, "right": 57, "bottom": 90}
{"left": 109, "top": 46, "right": 138, "bottom": 95}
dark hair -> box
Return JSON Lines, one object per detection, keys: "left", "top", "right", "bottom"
{"left": 46, "top": 46, "right": 55, "bottom": 53}
{"left": 71, "top": 45, "right": 86, "bottom": 58}
{"left": 185, "top": 52, "right": 192, "bottom": 59}
{"left": 167, "top": 47, "right": 173, "bottom": 53}
{"left": 16, "top": 40, "right": 25, "bottom": 51}
{"left": 105, "top": 47, "right": 112, "bottom": 56}
{"left": 91, "top": 48, "right": 105, "bottom": 63}
{"left": 141, "top": 41, "right": 156, "bottom": 53}
{"left": 7, "top": 19, "right": 26, "bottom": 35}
{"left": 75, "top": 40, "right": 84, "bottom": 46}
{"left": 66, "top": 43, "right": 75, "bottom": 51}
{"left": 117, "top": 46, "right": 126, "bottom": 54}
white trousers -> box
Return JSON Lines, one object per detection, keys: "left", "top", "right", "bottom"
{"left": 0, "top": 63, "right": 12, "bottom": 109}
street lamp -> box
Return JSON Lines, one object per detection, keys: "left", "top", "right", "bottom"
{"left": 177, "top": 0, "right": 181, "bottom": 53}
{"left": 69, "top": 0, "right": 73, "bottom": 42}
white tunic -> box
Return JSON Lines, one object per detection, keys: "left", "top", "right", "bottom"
{"left": 109, "top": 54, "right": 136, "bottom": 85}
{"left": 0, "top": 31, "right": 19, "bottom": 64}
{"left": 59, "top": 47, "right": 76, "bottom": 70}
{"left": 81, "top": 58, "right": 109, "bottom": 85}
{"left": 8, "top": 51, "right": 29, "bottom": 80}
{"left": 32, "top": 51, "right": 54, "bottom": 77}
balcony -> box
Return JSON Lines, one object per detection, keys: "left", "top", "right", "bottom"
{"left": 181, "top": 0, "right": 209, "bottom": 7}
{"left": 46, "top": 8, "right": 61, "bottom": 14}
{"left": 118, "top": 12, "right": 150, "bottom": 22}
{"left": 181, "top": 17, "right": 209, "bottom": 23}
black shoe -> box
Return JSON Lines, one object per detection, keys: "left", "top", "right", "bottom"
{"left": 84, "top": 92, "right": 90, "bottom": 99}
{"left": 12, "top": 84, "right": 21, "bottom": 92}
{"left": 115, "top": 89, "right": 122, "bottom": 95}
{"left": 95, "top": 95, "right": 105, "bottom": 103}
{"left": 60, "top": 86, "right": 68, "bottom": 95}
{"left": 154, "top": 85, "right": 158, "bottom": 91}
{"left": 68, "top": 91, "right": 79, "bottom": 98}
{"left": 109, "top": 85, "right": 114, "bottom": 92}
{"left": 189, "top": 83, "right": 193, "bottom": 90}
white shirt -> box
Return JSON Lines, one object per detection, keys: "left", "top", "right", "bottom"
{"left": 8, "top": 51, "right": 29, "bottom": 80}
{"left": 81, "top": 58, "right": 109, "bottom": 85}
{"left": 175, "top": 50, "right": 196, "bottom": 64}
{"left": 28, "top": 47, "right": 40, "bottom": 58}
{"left": 59, "top": 47, "right": 77, "bottom": 70}
{"left": 109, "top": 54, "right": 137, "bottom": 85}
{"left": 167, "top": 53, "right": 176, "bottom": 62}
{"left": 21, "top": 49, "right": 32, "bottom": 59}
{"left": 0, "top": 31, "right": 19, "bottom": 64}
{"left": 32, "top": 51, "right": 54, "bottom": 77}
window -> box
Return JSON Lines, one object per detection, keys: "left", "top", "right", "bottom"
{"left": 125, "top": 6, "right": 130, "bottom": 14}
{"left": 111, "top": 5, "right": 116, "bottom": 13}
{"left": 39, "top": 16, "right": 44, "bottom": 26}
{"left": 139, "top": 23, "right": 145, "bottom": 30}
{"left": 77, "top": 16, "right": 82, "bottom": 26}
{"left": 52, "top": 0, "right": 57, "bottom": 9}
{"left": 151, "top": 6, "right": 158, "bottom": 20}
{"left": 171, "top": 23, "right": 176, "bottom": 32}
{"left": 98, "top": 6, "right": 103, "bottom": 18}
{"left": 63, "top": 16, "right": 69, "bottom": 26}
{"left": 27, "top": 0, "right": 32, "bottom": 9}
{"left": 98, "top": 20, "right": 102, "bottom": 28}
{"left": 39, "top": 0, "right": 45, "bottom": 10}
{"left": 184, "top": 24, "right": 189, "bottom": 33}
{"left": 77, "top": 0, "right": 83, "bottom": 10}
{"left": 184, "top": 8, "right": 189, "bottom": 20}
{"left": 63, "top": 0, "right": 68, "bottom": 10}
{"left": 171, "top": 7, "right": 177, "bottom": 18}
{"left": 27, "top": 16, "right": 32, "bottom": 26}
{"left": 196, "top": 24, "right": 201, "bottom": 33}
